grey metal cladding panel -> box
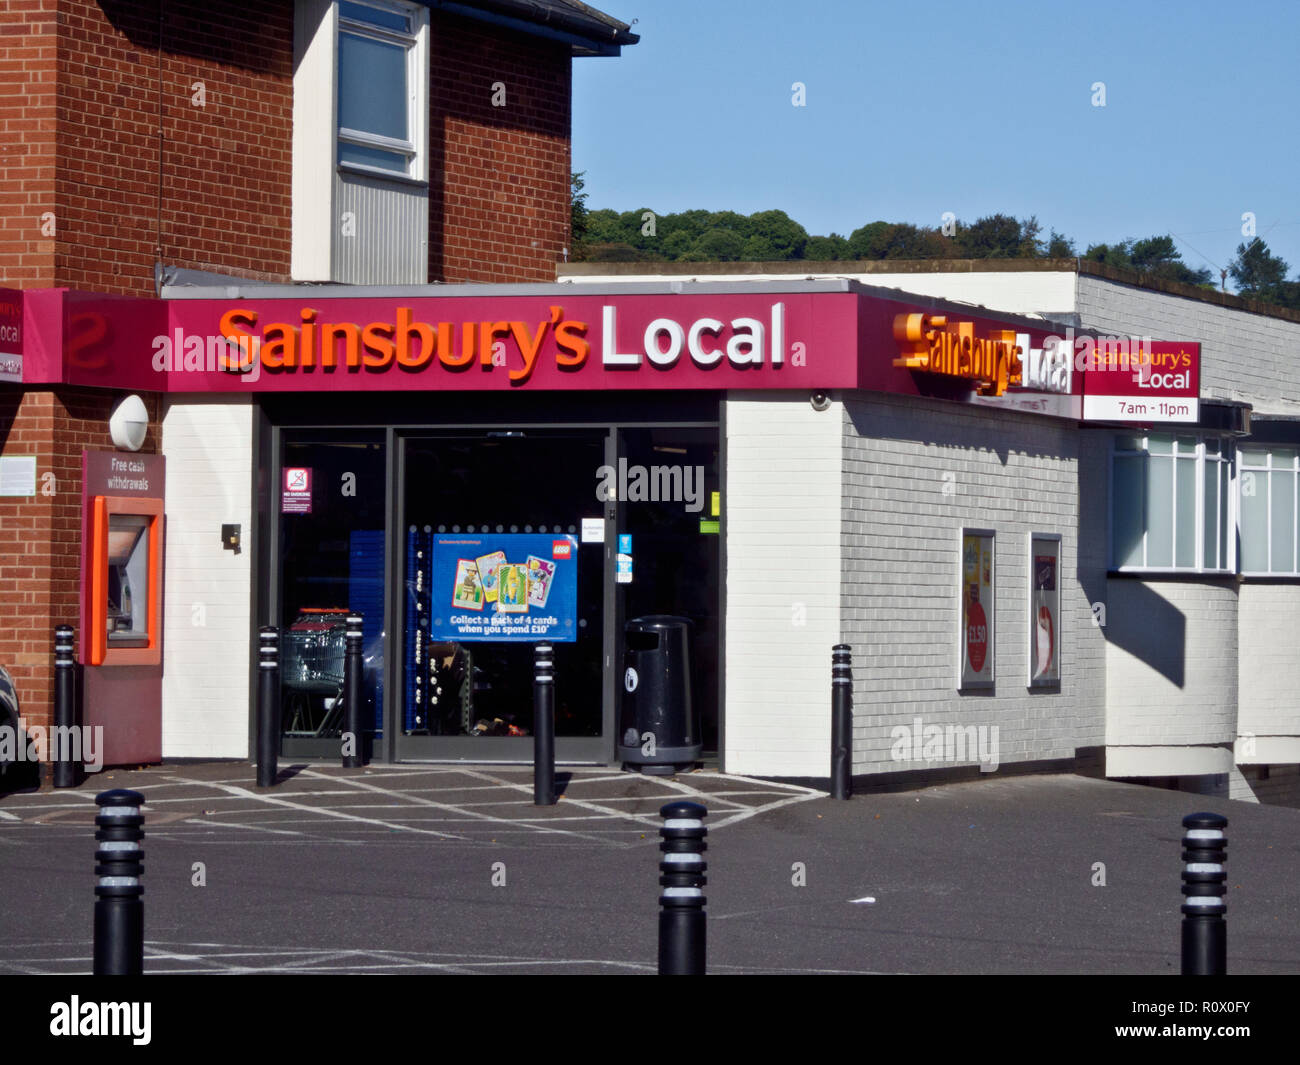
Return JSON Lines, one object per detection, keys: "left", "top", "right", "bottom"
{"left": 332, "top": 171, "right": 429, "bottom": 285}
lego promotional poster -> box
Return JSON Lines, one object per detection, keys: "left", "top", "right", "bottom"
{"left": 430, "top": 533, "right": 578, "bottom": 642}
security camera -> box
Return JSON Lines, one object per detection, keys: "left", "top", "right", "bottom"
{"left": 810, "top": 392, "right": 831, "bottom": 411}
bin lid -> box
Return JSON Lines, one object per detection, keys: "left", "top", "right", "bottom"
{"left": 626, "top": 614, "right": 692, "bottom": 631}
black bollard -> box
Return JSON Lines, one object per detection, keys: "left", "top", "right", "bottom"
{"left": 93, "top": 789, "right": 145, "bottom": 976}
{"left": 658, "top": 800, "right": 707, "bottom": 975}
{"left": 342, "top": 614, "right": 364, "bottom": 768}
{"left": 256, "top": 626, "right": 280, "bottom": 787}
{"left": 53, "top": 625, "right": 79, "bottom": 788}
{"left": 1181, "top": 812, "right": 1228, "bottom": 976}
{"left": 830, "top": 644, "right": 852, "bottom": 799}
{"left": 533, "top": 643, "right": 555, "bottom": 805}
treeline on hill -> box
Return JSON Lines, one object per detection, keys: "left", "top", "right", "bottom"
{"left": 569, "top": 174, "right": 1300, "bottom": 309}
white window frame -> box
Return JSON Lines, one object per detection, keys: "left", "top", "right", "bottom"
{"left": 1238, "top": 445, "right": 1300, "bottom": 577}
{"left": 1108, "top": 432, "right": 1236, "bottom": 575}
{"left": 335, "top": 0, "right": 429, "bottom": 183}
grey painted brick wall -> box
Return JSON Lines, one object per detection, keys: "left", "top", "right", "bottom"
{"left": 1103, "top": 579, "right": 1238, "bottom": 747}
{"left": 841, "top": 393, "right": 1107, "bottom": 776}
{"left": 1238, "top": 584, "right": 1300, "bottom": 736}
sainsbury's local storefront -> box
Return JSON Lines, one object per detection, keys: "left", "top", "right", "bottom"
{"left": 18, "top": 272, "right": 1272, "bottom": 791}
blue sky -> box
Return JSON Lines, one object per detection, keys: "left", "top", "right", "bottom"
{"left": 572, "top": 0, "right": 1300, "bottom": 286}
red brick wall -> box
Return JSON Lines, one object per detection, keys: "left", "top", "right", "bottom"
{"left": 1, "top": 3, "right": 574, "bottom": 294}
{"left": 0, "top": 0, "right": 58, "bottom": 290}
{"left": 430, "top": 15, "right": 572, "bottom": 283}
{"left": 52, "top": 0, "right": 294, "bottom": 296}
{"left": 0, "top": 388, "right": 160, "bottom": 737}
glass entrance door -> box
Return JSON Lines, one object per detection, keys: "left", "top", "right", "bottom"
{"left": 616, "top": 428, "right": 722, "bottom": 757}
{"left": 395, "top": 430, "right": 610, "bottom": 761}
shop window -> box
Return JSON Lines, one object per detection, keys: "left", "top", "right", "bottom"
{"left": 959, "top": 529, "right": 995, "bottom": 690}
{"left": 1110, "top": 433, "right": 1232, "bottom": 573}
{"left": 1239, "top": 447, "right": 1299, "bottom": 575}
{"left": 1028, "top": 534, "right": 1061, "bottom": 687}
{"left": 336, "top": 0, "right": 428, "bottom": 180}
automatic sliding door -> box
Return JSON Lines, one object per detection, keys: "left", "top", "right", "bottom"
{"left": 397, "top": 431, "right": 608, "bottom": 761}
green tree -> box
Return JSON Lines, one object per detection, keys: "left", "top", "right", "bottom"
{"left": 1229, "top": 239, "right": 1290, "bottom": 301}
{"left": 957, "top": 214, "right": 1033, "bottom": 258}
{"left": 848, "top": 221, "right": 946, "bottom": 259}
{"left": 570, "top": 171, "right": 589, "bottom": 245}
{"left": 582, "top": 208, "right": 632, "bottom": 247}
{"left": 1083, "top": 240, "right": 1134, "bottom": 268}
{"left": 740, "top": 209, "right": 808, "bottom": 261}
{"left": 680, "top": 229, "right": 745, "bottom": 261}
{"left": 1046, "top": 230, "right": 1076, "bottom": 257}
{"left": 804, "top": 233, "right": 853, "bottom": 260}
{"left": 1130, "top": 236, "right": 1209, "bottom": 284}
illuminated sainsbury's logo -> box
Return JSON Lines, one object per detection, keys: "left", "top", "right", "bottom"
{"left": 892, "top": 313, "right": 1022, "bottom": 396}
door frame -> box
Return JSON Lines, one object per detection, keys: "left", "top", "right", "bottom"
{"left": 256, "top": 392, "right": 723, "bottom": 765}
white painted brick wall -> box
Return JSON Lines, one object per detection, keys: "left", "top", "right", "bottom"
{"left": 724, "top": 393, "right": 841, "bottom": 777}
{"left": 1076, "top": 275, "right": 1300, "bottom": 415}
{"left": 1237, "top": 584, "right": 1300, "bottom": 737}
{"left": 841, "top": 393, "right": 1107, "bottom": 775}
{"left": 1104, "top": 580, "right": 1237, "bottom": 747}
{"left": 160, "top": 397, "right": 255, "bottom": 759}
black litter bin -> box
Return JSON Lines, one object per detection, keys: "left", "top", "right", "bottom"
{"left": 619, "top": 615, "right": 700, "bottom": 775}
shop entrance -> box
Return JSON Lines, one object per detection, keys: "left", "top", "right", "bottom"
{"left": 396, "top": 430, "right": 610, "bottom": 761}
{"left": 268, "top": 399, "right": 722, "bottom": 765}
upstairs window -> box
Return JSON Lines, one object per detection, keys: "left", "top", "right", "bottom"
{"left": 337, "top": 0, "right": 427, "bottom": 180}
{"left": 1239, "top": 447, "right": 1300, "bottom": 575}
{"left": 1110, "top": 433, "right": 1233, "bottom": 573}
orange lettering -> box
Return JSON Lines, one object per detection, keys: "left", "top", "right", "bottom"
{"left": 395, "top": 307, "right": 432, "bottom": 369}
{"left": 555, "top": 319, "right": 589, "bottom": 368}
{"left": 320, "top": 321, "right": 360, "bottom": 369}
{"left": 361, "top": 321, "right": 394, "bottom": 370}
{"left": 262, "top": 323, "right": 298, "bottom": 369}
{"left": 438, "top": 322, "right": 475, "bottom": 368}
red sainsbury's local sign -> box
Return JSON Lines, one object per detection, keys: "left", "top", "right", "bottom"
{"left": 152, "top": 293, "right": 860, "bottom": 392}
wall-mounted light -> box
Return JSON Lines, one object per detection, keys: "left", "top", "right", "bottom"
{"left": 108, "top": 394, "right": 149, "bottom": 452}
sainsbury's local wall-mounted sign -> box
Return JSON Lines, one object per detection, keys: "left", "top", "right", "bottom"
{"left": 892, "top": 313, "right": 1022, "bottom": 397}
{"left": 885, "top": 309, "right": 1199, "bottom": 424}
{"left": 0, "top": 288, "right": 23, "bottom": 383}
{"left": 1077, "top": 336, "right": 1200, "bottom": 423}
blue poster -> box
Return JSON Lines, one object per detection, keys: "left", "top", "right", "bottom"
{"left": 430, "top": 533, "right": 578, "bottom": 643}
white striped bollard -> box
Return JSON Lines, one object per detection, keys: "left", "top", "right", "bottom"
{"left": 830, "top": 644, "right": 852, "bottom": 799}
{"left": 93, "top": 789, "right": 145, "bottom": 975}
{"left": 534, "top": 643, "right": 555, "bottom": 806}
{"left": 658, "top": 800, "right": 707, "bottom": 975}
{"left": 53, "top": 625, "right": 78, "bottom": 788}
{"left": 342, "top": 614, "right": 365, "bottom": 768}
{"left": 1181, "top": 811, "right": 1227, "bottom": 975}
{"left": 256, "top": 626, "right": 280, "bottom": 787}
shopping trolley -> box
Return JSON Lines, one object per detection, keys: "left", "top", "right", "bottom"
{"left": 281, "top": 610, "right": 348, "bottom": 737}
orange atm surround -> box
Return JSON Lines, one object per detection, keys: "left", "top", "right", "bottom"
{"left": 87, "top": 494, "right": 164, "bottom": 667}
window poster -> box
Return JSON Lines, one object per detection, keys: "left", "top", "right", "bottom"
{"left": 430, "top": 532, "right": 577, "bottom": 642}
{"left": 960, "top": 530, "right": 995, "bottom": 689}
{"left": 1029, "top": 535, "right": 1061, "bottom": 686}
